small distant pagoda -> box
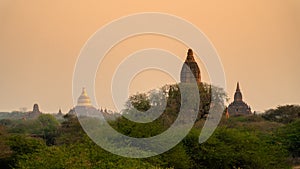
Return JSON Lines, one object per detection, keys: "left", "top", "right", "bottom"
{"left": 27, "top": 103, "right": 42, "bottom": 119}
{"left": 180, "top": 49, "right": 201, "bottom": 84}
{"left": 57, "top": 109, "right": 63, "bottom": 116}
{"left": 228, "top": 82, "right": 252, "bottom": 116}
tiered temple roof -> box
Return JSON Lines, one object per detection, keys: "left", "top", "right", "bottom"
{"left": 228, "top": 82, "right": 252, "bottom": 116}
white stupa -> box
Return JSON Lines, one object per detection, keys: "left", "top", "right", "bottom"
{"left": 71, "top": 87, "right": 118, "bottom": 120}
{"left": 77, "top": 88, "right": 92, "bottom": 107}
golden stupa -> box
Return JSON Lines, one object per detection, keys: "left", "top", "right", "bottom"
{"left": 77, "top": 88, "right": 92, "bottom": 107}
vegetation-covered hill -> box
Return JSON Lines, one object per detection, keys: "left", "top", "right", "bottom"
{"left": 0, "top": 84, "right": 299, "bottom": 168}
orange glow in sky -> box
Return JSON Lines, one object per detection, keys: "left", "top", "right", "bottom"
{"left": 0, "top": 0, "right": 299, "bottom": 113}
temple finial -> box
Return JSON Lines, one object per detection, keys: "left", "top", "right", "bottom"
{"left": 234, "top": 82, "right": 242, "bottom": 101}
{"left": 77, "top": 87, "right": 92, "bottom": 107}
{"left": 180, "top": 48, "right": 201, "bottom": 83}
{"left": 82, "top": 87, "right": 87, "bottom": 95}
{"left": 186, "top": 49, "right": 196, "bottom": 62}
{"left": 236, "top": 82, "right": 240, "bottom": 92}
{"left": 187, "top": 48, "right": 193, "bottom": 56}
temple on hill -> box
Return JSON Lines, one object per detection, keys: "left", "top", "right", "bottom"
{"left": 68, "top": 87, "right": 95, "bottom": 116}
{"left": 180, "top": 49, "right": 201, "bottom": 84}
{"left": 26, "top": 103, "right": 42, "bottom": 119}
{"left": 180, "top": 49, "right": 254, "bottom": 118}
{"left": 227, "top": 82, "right": 252, "bottom": 116}
{"left": 57, "top": 109, "right": 63, "bottom": 116}
{"left": 68, "top": 87, "right": 118, "bottom": 119}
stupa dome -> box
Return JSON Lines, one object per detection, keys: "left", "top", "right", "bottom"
{"left": 77, "top": 88, "right": 92, "bottom": 107}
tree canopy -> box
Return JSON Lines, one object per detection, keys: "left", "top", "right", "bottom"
{"left": 0, "top": 85, "right": 299, "bottom": 168}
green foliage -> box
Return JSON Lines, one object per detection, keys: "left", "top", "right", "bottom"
{"left": 276, "top": 120, "right": 300, "bottom": 158}
{"left": 0, "top": 126, "right": 12, "bottom": 169}
{"left": 8, "top": 135, "right": 46, "bottom": 156}
{"left": 127, "top": 93, "right": 151, "bottom": 111}
{"left": 159, "top": 143, "right": 191, "bottom": 169}
{"left": 219, "top": 114, "right": 284, "bottom": 135}
{"left": 0, "top": 112, "right": 26, "bottom": 120}
{"left": 183, "top": 128, "right": 289, "bottom": 169}
{"left": 36, "top": 114, "right": 60, "bottom": 145}
{"left": 6, "top": 135, "right": 46, "bottom": 168}
{"left": 0, "top": 90, "right": 298, "bottom": 168}
{"left": 0, "top": 119, "right": 13, "bottom": 126}
{"left": 262, "top": 105, "right": 300, "bottom": 124}
{"left": 15, "top": 137, "right": 159, "bottom": 169}
{"left": 55, "top": 114, "right": 86, "bottom": 145}
{"left": 110, "top": 116, "right": 164, "bottom": 138}
{"left": 121, "top": 83, "right": 227, "bottom": 129}
{"left": 6, "top": 114, "right": 60, "bottom": 145}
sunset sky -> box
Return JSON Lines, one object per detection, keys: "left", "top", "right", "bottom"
{"left": 0, "top": 0, "right": 299, "bottom": 113}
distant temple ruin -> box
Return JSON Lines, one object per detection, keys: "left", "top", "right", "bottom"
{"left": 27, "top": 103, "right": 42, "bottom": 119}
{"left": 180, "top": 49, "right": 252, "bottom": 117}
{"left": 227, "top": 82, "right": 252, "bottom": 116}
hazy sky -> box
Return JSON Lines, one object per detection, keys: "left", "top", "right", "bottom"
{"left": 0, "top": 0, "right": 299, "bottom": 113}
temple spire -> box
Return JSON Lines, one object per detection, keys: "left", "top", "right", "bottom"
{"left": 234, "top": 82, "right": 242, "bottom": 101}
{"left": 188, "top": 48, "right": 193, "bottom": 56}
{"left": 180, "top": 48, "right": 201, "bottom": 83}
{"left": 186, "top": 49, "right": 196, "bottom": 62}
{"left": 236, "top": 82, "right": 240, "bottom": 92}
{"left": 82, "top": 87, "right": 88, "bottom": 95}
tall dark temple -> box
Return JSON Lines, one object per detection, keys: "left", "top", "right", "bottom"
{"left": 228, "top": 82, "right": 252, "bottom": 116}
{"left": 180, "top": 49, "right": 201, "bottom": 84}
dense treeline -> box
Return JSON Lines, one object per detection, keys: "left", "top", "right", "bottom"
{"left": 0, "top": 84, "right": 299, "bottom": 168}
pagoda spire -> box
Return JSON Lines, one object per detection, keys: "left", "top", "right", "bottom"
{"left": 234, "top": 82, "right": 242, "bottom": 101}
{"left": 180, "top": 48, "right": 201, "bottom": 83}
{"left": 236, "top": 82, "right": 240, "bottom": 92}
{"left": 82, "top": 87, "right": 87, "bottom": 95}
{"left": 186, "top": 49, "right": 196, "bottom": 62}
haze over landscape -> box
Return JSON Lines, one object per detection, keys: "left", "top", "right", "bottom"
{"left": 0, "top": 0, "right": 299, "bottom": 113}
